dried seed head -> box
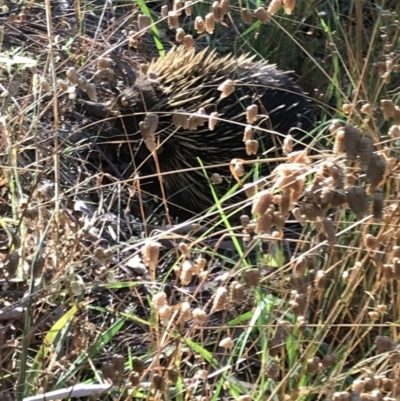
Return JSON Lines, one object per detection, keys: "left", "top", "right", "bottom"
{"left": 243, "top": 125, "right": 254, "bottom": 142}
{"left": 175, "top": 27, "right": 185, "bottom": 42}
{"left": 342, "top": 103, "right": 354, "bottom": 114}
{"left": 138, "top": 14, "right": 152, "bottom": 32}
{"left": 376, "top": 304, "right": 387, "bottom": 313}
{"left": 192, "top": 308, "right": 208, "bottom": 325}
{"left": 245, "top": 139, "right": 259, "bottom": 155}
{"left": 364, "top": 234, "right": 378, "bottom": 250}
{"left": 211, "top": 173, "right": 223, "bottom": 185}
{"left": 218, "top": 79, "right": 235, "bottom": 98}
{"left": 314, "top": 270, "right": 328, "bottom": 290}
{"left": 255, "top": 7, "right": 270, "bottom": 23}
{"left": 322, "top": 354, "right": 336, "bottom": 368}
{"left": 212, "top": 1, "right": 223, "bottom": 21}
{"left": 142, "top": 240, "right": 161, "bottom": 271}
{"left": 244, "top": 268, "right": 260, "bottom": 288}
{"left": 283, "top": 134, "right": 293, "bottom": 155}
{"left": 383, "top": 264, "right": 394, "bottom": 280}
{"left": 220, "top": 0, "right": 230, "bottom": 14}
{"left": 246, "top": 104, "right": 258, "bottom": 124}
{"left": 7, "top": 252, "right": 19, "bottom": 278}
{"left": 168, "top": 368, "right": 179, "bottom": 384}
{"left": 381, "top": 99, "right": 396, "bottom": 120}
{"left": 168, "top": 11, "right": 179, "bottom": 29}
{"left": 161, "top": 5, "right": 169, "bottom": 17}
{"left": 300, "top": 202, "right": 324, "bottom": 221}
{"left": 113, "top": 354, "right": 125, "bottom": 379}
{"left": 287, "top": 150, "right": 310, "bottom": 165}
{"left": 266, "top": 360, "right": 280, "bottom": 380}
{"left": 178, "top": 242, "right": 190, "bottom": 258}
{"left": 183, "top": 35, "right": 195, "bottom": 50}
{"left": 152, "top": 374, "right": 166, "bottom": 391}
{"left": 366, "top": 153, "right": 386, "bottom": 187}
{"left": 389, "top": 124, "right": 400, "bottom": 139}
{"left": 255, "top": 212, "right": 273, "bottom": 234}
{"left": 344, "top": 125, "right": 361, "bottom": 160}
{"left": 272, "top": 211, "right": 285, "bottom": 231}
{"left": 180, "top": 301, "right": 192, "bottom": 321}
{"left": 32, "top": 257, "right": 45, "bottom": 279}
{"left": 231, "top": 159, "right": 245, "bottom": 177}
{"left": 102, "top": 362, "right": 115, "bottom": 383}
{"left": 352, "top": 380, "right": 365, "bottom": 393}
{"left": 128, "top": 371, "right": 140, "bottom": 386}
{"left": 66, "top": 67, "right": 79, "bottom": 84}
{"left": 39, "top": 77, "right": 51, "bottom": 93}
{"left": 283, "top": 0, "right": 295, "bottom": 15}
{"left": 252, "top": 190, "right": 273, "bottom": 215}
{"left": 209, "top": 111, "right": 219, "bottom": 130}
{"left": 230, "top": 281, "right": 245, "bottom": 304}
{"left": 132, "top": 357, "right": 145, "bottom": 375}
{"left": 153, "top": 292, "right": 167, "bottom": 311}
{"left": 219, "top": 337, "right": 234, "bottom": 349}
{"left": 78, "top": 74, "right": 89, "bottom": 89}
{"left": 368, "top": 311, "right": 379, "bottom": 320}
{"left": 213, "top": 287, "right": 228, "bottom": 311}
{"left": 205, "top": 13, "right": 215, "bottom": 34}
{"left": 292, "top": 207, "right": 306, "bottom": 225}
{"left": 359, "top": 133, "right": 374, "bottom": 171}
{"left": 361, "top": 103, "right": 373, "bottom": 114}
{"left": 57, "top": 79, "right": 68, "bottom": 92}
{"left": 307, "top": 356, "right": 320, "bottom": 373}
{"left": 241, "top": 8, "right": 254, "bottom": 24}
{"left": 86, "top": 83, "right": 97, "bottom": 101}
{"left": 323, "top": 218, "right": 336, "bottom": 246}
{"left": 173, "top": 0, "right": 183, "bottom": 15}
{"left": 240, "top": 215, "right": 250, "bottom": 227}
{"left": 329, "top": 119, "right": 342, "bottom": 134}
{"left": 347, "top": 186, "right": 369, "bottom": 219}
{"left": 173, "top": 109, "right": 189, "bottom": 129}
{"left": 193, "top": 256, "right": 207, "bottom": 274}
{"left": 268, "top": 0, "right": 283, "bottom": 15}
{"left": 184, "top": 1, "right": 193, "bottom": 15}
{"left": 293, "top": 256, "right": 306, "bottom": 278}
{"left": 279, "top": 190, "right": 290, "bottom": 215}
{"left": 372, "top": 189, "right": 384, "bottom": 221}
{"left": 333, "top": 128, "right": 345, "bottom": 155}
{"left": 194, "top": 16, "right": 205, "bottom": 33}
{"left": 180, "top": 260, "right": 193, "bottom": 285}
{"left": 142, "top": 113, "right": 159, "bottom": 136}
{"left": 159, "top": 305, "right": 173, "bottom": 325}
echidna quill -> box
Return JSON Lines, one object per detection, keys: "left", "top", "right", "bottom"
{"left": 117, "top": 46, "right": 314, "bottom": 216}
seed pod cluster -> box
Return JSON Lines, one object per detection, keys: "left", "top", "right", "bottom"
{"left": 175, "top": 250, "right": 207, "bottom": 285}
{"left": 141, "top": 240, "right": 161, "bottom": 277}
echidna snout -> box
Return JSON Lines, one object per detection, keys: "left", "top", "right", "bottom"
{"left": 118, "top": 46, "right": 314, "bottom": 217}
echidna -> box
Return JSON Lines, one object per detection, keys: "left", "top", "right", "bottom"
{"left": 116, "top": 46, "right": 314, "bottom": 216}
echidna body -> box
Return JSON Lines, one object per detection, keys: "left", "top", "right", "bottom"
{"left": 118, "top": 46, "right": 313, "bottom": 215}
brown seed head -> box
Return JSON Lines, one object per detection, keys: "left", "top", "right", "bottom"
{"left": 192, "top": 308, "right": 208, "bottom": 325}
{"left": 246, "top": 104, "right": 258, "bottom": 124}
{"left": 343, "top": 124, "right": 361, "bottom": 160}
{"left": 283, "top": 0, "right": 295, "bottom": 15}
{"left": 347, "top": 186, "right": 369, "bottom": 219}
{"left": 241, "top": 8, "right": 254, "bottom": 24}
{"left": 194, "top": 16, "right": 205, "bottom": 33}
{"left": 268, "top": 0, "right": 283, "bottom": 15}
{"left": 205, "top": 13, "right": 216, "bottom": 34}
{"left": 255, "top": 7, "right": 270, "bottom": 23}
{"left": 213, "top": 287, "right": 228, "bottom": 311}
